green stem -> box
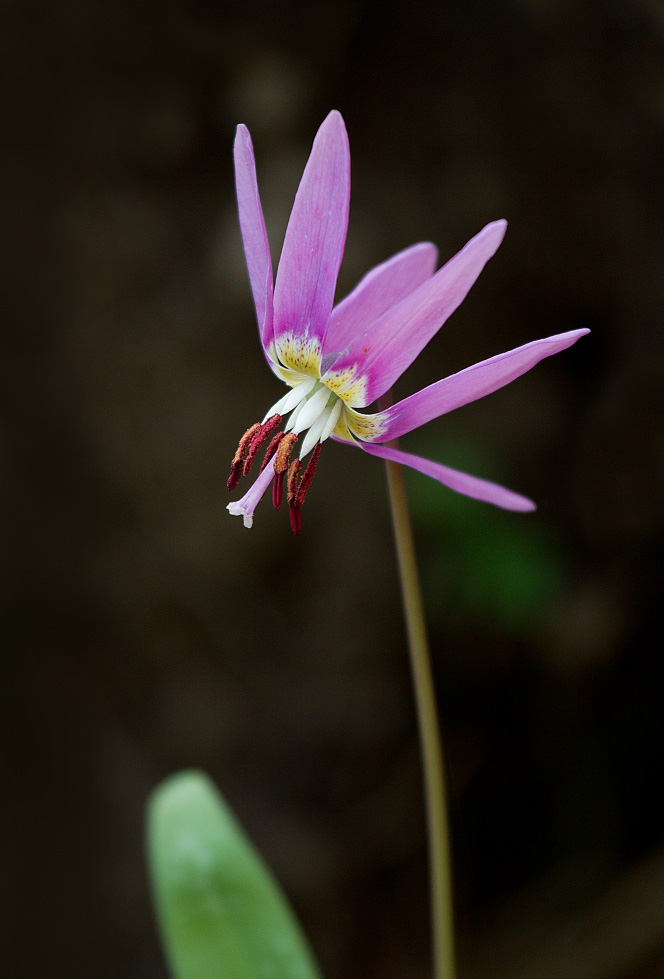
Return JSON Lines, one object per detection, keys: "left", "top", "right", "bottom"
{"left": 383, "top": 455, "right": 455, "bottom": 979}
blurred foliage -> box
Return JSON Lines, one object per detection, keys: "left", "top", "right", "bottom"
{"left": 4, "top": 0, "right": 663, "bottom": 975}
{"left": 147, "top": 771, "right": 322, "bottom": 979}
{"left": 406, "top": 434, "right": 567, "bottom": 636}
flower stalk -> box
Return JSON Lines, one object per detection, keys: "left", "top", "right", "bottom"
{"left": 383, "top": 433, "right": 455, "bottom": 979}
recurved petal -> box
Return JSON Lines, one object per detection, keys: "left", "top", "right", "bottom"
{"left": 322, "top": 220, "right": 507, "bottom": 407}
{"left": 358, "top": 328, "right": 590, "bottom": 441}
{"left": 273, "top": 111, "right": 350, "bottom": 375}
{"left": 359, "top": 441, "right": 536, "bottom": 511}
{"left": 322, "top": 242, "right": 438, "bottom": 363}
{"left": 234, "top": 125, "right": 274, "bottom": 357}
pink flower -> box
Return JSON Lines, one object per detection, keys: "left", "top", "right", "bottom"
{"left": 227, "top": 111, "right": 588, "bottom": 533}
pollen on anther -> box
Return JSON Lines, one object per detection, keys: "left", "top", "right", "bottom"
{"left": 260, "top": 431, "right": 284, "bottom": 473}
{"left": 295, "top": 443, "right": 321, "bottom": 507}
{"left": 272, "top": 432, "right": 297, "bottom": 511}
{"left": 287, "top": 459, "right": 301, "bottom": 502}
{"left": 243, "top": 413, "right": 282, "bottom": 476}
{"left": 274, "top": 433, "right": 297, "bottom": 474}
{"left": 227, "top": 422, "right": 260, "bottom": 490}
{"left": 233, "top": 423, "right": 260, "bottom": 463}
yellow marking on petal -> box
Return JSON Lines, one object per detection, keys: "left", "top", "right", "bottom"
{"left": 266, "top": 343, "right": 292, "bottom": 384}
{"left": 332, "top": 409, "right": 356, "bottom": 442}
{"left": 276, "top": 332, "right": 322, "bottom": 377}
{"left": 275, "top": 361, "right": 305, "bottom": 386}
{"left": 344, "top": 405, "right": 388, "bottom": 441}
{"left": 322, "top": 365, "right": 355, "bottom": 393}
{"left": 269, "top": 360, "right": 298, "bottom": 385}
{"left": 322, "top": 365, "right": 368, "bottom": 407}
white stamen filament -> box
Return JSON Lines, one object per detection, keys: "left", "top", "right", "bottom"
{"left": 263, "top": 376, "right": 316, "bottom": 422}
{"left": 261, "top": 376, "right": 345, "bottom": 458}
{"left": 286, "top": 397, "right": 311, "bottom": 432}
{"left": 300, "top": 408, "right": 330, "bottom": 457}
{"left": 292, "top": 385, "right": 330, "bottom": 435}
{"left": 320, "top": 398, "right": 343, "bottom": 442}
{"left": 299, "top": 392, "right": 344, "bottom": 457}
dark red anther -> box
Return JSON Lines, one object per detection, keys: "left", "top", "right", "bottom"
{"left": 227, "top": 459, "right": 243, "bottom": 491}
{"left": 260, "top": 431, "right": 284, "bottom": 473}
{"left": 295, "top": 443, "right": 322, "bottom": 507}
{"left": 285, "top": 458, "right": 301, "bottom": 525}
{"left": 243, "top": 413, "right": 282, "bottom": 476}
{"left": 272, "top": 471, "right": 285, "bottom": 509}
{"left": 289, "top": 502, "right": 302, "bottom": 535}
{"left": 285, "top": 445, "right": 321, "bottom": 534}
{"left": 271, "top": 433, "right": 297, "bottom": 510}
{"left": 286, "top": 458, "right": 301, "bottom": 502}
{"left": 227, "top": 422, "right": 260, "bottom": 490}
{"left": 274, "top": 432, "right": 297, "bottom": 474}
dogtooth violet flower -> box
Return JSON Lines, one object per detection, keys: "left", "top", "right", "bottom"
{"left": 227, "top": 111, "right": 589, "bottom": 533}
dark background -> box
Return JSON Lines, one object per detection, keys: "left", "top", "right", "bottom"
{"left": 2, "top": 0, "right": 663, "bottom": 977}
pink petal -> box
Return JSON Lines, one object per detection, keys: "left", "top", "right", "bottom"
{"left": 227, "top": 460, "right": 275, "bottom": 528}
{"left": 323, "top": 242, "right": 438, "bottom": 362}
{"left": 359, "top": 441, "right": 536, "bottom": 511}
{"left": 234, "top": 125, "right": 274, "bottom": 358}
{"left": 322, "top": 220, "right": 507, "bottom": 407}
{"left": 273, "top": 110, "right": 350, "bottom": 364}
{"left": 362, "top": 328, "right": 590, "bottom": 441}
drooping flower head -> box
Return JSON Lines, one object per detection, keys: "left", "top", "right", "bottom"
{"left": 228, "top": 111, "right": 588, "bottom": 532}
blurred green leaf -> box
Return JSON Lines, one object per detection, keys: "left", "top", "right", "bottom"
{"left": 147, "top": 770, "right": 323, "bottom": 979}
{"left": 404, "top": 432, "right": 567, "bottom": 635}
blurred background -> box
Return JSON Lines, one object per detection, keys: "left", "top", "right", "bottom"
{"left": 2, "top": 0, "right": 663, "bottom": 977}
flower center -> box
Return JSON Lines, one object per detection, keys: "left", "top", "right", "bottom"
{"left": 269, "top": 378, "right": 344, "bottom": 457}
{"left": 227, "top": 376, "right": 344, "bottom": 533}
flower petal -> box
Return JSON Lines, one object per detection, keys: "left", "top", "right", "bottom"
{"left": 273, "top": 110, "right": 350, "bottom": 375}
{"left": 355, "top": 328, "right": 590, "bottom": 442}
{"left": 323, "top": 242, "right": 438, "bottom": 362}
{"left": 322, "top": 220, "right": 507, "bottom": 407}
{"left": 227, "top": 460, "right": 276, "bottom": 528}
{"left": 234, "top": 125, "right": 275, "bottom": 358}
{"left": 358, "top": 441, "right": 536, "bottom": 511}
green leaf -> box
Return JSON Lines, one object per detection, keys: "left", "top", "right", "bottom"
{"left": 147, "top": 770, "right": 323, "bottom": 979}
